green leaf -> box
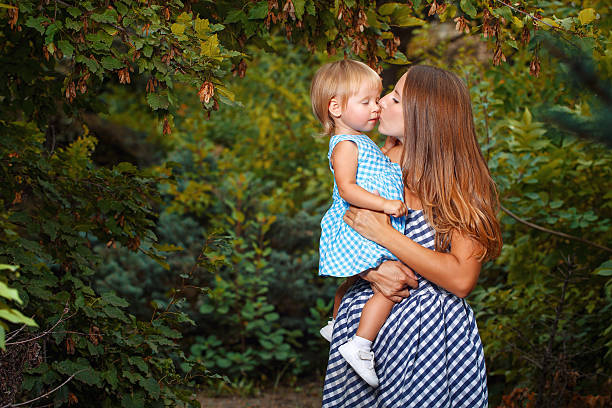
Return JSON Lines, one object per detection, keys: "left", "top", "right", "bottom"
{"left": 394, "top": 14, "right": 425, "bottom": 27}
{"left": 116, "top": 3, "right": 128, "bottom": 16}
{"left": 67, "top": 7, "right": 81, "bottom": 18}
{"left": 0, "top": 308, "right": 37, "bottom": 326}
{"left": 101, "top": 56, "right": 123, "bottom": 70}
{"left": 139, "top": 376, "right": 160, "bottom": 399}
{"left": 595, "top": 260, "right": 612, "bottom": 277}
{"left": 248, "top": 1, "right": 268, "bottom": 19}
{"left": 176, "top": 11, "right": 192, "bottom": 24}
{"left": 200, "top": 34, "right": 220, "bottom": 57}
{"left": 102, "top": 292, "right": 129, "bottom": 308}
{"left": 146, "top": 93, "right": 169, "bottom": 111}
{"left": 378, "top": 2, "right": 402, "bottom": 16}
{"left": 55, "top": 359, "right": 100, "bottom": 386}
{"left": 378, "top": 3, "right": 425, "bottom": 27}
{"left": 91, "top": 9, "right": 117, "bottom": 24}
{"left": 294, "top": 0, "right": 306, "bottom": 19}
{"left": 460, "top": 0, "right": 477, "bottom": 18}
{"left": 195, "top": 18, "right": 210, "bottom": 38}
{"left": 265, "top": 312, "right": 279, "bottom": 322}
{"left": 492, "top": 6, "right": 512, "bottom": 21}
{"left": 152, "top": 243, "right": 184, "bottom": 252}
{"left": 578, "top": 8, "right": 596, "bottom": 25}
{"left": 171, "top": 23, "right": 186, "bottom": 35}
{"left": 225, "top": 10, "right": 245, "bottom": 24}
{"left": 121, "top": 392, "right": 145, "bottom": 408}
{"left": 114, "top": 161, "right": 137, "bottom": 173}
{"left": 216, "top": 357, "right": 231, "bottom": 368}
{"left": 128, "top": 356, "right": 149, "bottom": 374}
{"left": 143, "top": 45, "right": 153, "bottom": 58}
{"left": 0, "top": 281, "right": 22, "bottom": 304}
{"left": 25, "top": 16, "right": 49, "bottom": 34}
{"left": 76, "top": 54, "right": 99, "bottom": 73}
{"left": 103, "top": 305, "right": 128, "bottom": 322}
{"left": 57, "top": 40, "right": 75, "bottom": 58}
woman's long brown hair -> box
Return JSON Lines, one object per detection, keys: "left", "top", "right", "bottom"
{"left": 401, "top": 65, "right": 502, "bottom": 261}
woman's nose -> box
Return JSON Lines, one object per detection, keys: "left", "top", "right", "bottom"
{"left": 379, "top": 96, "right": 388, "bottom": 109}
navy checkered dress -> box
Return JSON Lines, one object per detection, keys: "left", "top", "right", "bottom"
{"left": 319, "top": 134, "right": 405, "bottom": 278}
{"left": 322, "top": 210, "right": 488, "bottom": 407}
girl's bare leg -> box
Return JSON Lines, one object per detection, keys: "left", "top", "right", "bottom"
{"left": 355, "top": 291, "right": 395, "bottom": 341}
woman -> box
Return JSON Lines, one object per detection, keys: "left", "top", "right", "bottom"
{"left": 321, "top": 65, "right": 502, "bottom": 407}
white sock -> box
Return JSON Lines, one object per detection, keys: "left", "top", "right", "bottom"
{"left": 352, "top": 335, "right": 372, "bottom": 350}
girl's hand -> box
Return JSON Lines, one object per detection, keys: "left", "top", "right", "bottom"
{"left": 344, "top": 205, "right": 393, "bottom": 244}
{"left": 360, "top": 261, "right": 418, "bottom": 303}
{"left": 383, "top": 200, "right": 407, "bottom": 218}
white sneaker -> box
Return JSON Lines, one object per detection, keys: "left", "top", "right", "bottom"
{"left": 320, "top": 319, "right": 334, "bottom": 342}
{"left": 338, "top": 340, "right": 379, "bottom": 388}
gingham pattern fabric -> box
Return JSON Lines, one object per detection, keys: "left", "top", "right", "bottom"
{"left": 322, "top": 209, "right": 488, "bottom": 408}
{"left": 319, "top": 134, "right": 405, "bottom": 278}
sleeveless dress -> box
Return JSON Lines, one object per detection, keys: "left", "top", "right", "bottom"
{"left": 322, "top": 209, "right": 488, "bottom": 407}
{"left": 319, "top": 134, "right": 405, "bottom": 278}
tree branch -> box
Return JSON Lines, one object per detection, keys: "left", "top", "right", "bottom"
{"left": 501, "top": 205, "right": 612, "bottom": 253}
{"left": 493, "top": 0, "right": 571, "bottom": 33}
{"left": 0, "top": 369, "right": 88, "bottom": 408}
{"left": 5, "top": 302, "right": 72, "bottom": 346}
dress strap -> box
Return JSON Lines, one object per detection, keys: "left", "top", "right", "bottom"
{"left": 327, "top": 134, "right": 371, "bottom": 169}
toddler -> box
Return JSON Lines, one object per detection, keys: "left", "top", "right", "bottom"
{"left": 311, "top": 59, "right": 407, "bottom": 388}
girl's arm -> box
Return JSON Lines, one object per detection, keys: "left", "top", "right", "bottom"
{"left": 343, "top": 206, "right": 482, "bottom": 298}
{"left": 332, "top": 141, "right": 405, "bottom": 217}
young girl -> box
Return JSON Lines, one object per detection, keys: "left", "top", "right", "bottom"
{"left": 310, "top": 59, "right": 407, "bottom": 388}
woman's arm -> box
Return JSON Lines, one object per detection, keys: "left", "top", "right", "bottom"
{"left": 344, "top": 207, "right": 482, "bottom": 298}
{"left": 332, "top": 141, "right": 406, "bottom": 217}
{"left": 360, "top": 261, "right": 419, "bottom": 303}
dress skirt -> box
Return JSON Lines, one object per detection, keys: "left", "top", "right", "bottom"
{"left": 322, "top": 279, "right": 488, "bottom": 408}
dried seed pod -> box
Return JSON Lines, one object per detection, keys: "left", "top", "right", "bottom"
{"left": 198, "top": 81, "right": 214, "bottom": 104}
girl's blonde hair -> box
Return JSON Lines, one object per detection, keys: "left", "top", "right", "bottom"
{"left": 310, "top": 59, "right": 382, "bottom": 136}
{"left": 400, "top": 65, "right": 502, "bottom": 262}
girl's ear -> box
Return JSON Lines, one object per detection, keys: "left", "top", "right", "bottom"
{"left": 328, "top": 98, "right": 342, "bottom": 118}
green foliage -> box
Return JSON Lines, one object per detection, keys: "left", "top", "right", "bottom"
{"left": 444, "top": 31, "right": 612, "bottom": 404}
{"left": 0, "top": 264, "right": 37, "bottom": 350}
{"left": 0, "top": 122, "right": 205, "bottom": 406}
{"left": 2, "top": 0, "right": 607, "bottom": 134}
{"left": 95, "top": 44, "right": 337, "bottom": 386}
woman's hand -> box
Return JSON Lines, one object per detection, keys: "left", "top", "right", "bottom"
{"left": 360, "top": 261, "right": 418, "bottom": 303}
{"left": 343, "top": 204, "right": 393, "bottom": 244}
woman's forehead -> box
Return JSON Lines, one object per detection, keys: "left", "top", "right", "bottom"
{"left": 395, "top": 73, "right": 408, "bottom": 91}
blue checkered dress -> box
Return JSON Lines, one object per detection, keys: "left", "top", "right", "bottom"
{"left": 322, "top": 209, "right": 488, "bottom": 407}
{"left": 319, "top": 134, "right": 405, "bottom": 278}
